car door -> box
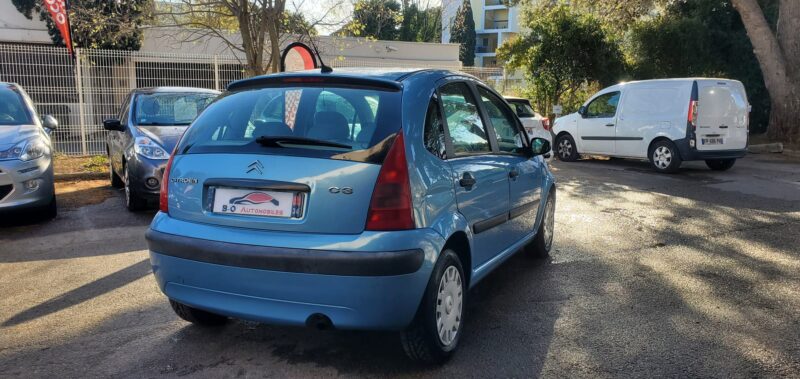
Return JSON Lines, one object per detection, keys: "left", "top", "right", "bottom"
{"left": 437, "top": 80, "right": 513, "bottom": 267}
{"left": 109, "top": 94, "right": 132, "bottom": 173}
{"left": 577, "top": 91, "right": 620, "bottom": 154}
{"left": 474, "top": 85, "right": 543, "bottom": 245}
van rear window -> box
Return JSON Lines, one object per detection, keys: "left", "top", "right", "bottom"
{"left": 178, "top": 86, "right": 402, "bottom": 163}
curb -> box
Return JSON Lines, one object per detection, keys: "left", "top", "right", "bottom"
{"left": 784, "top": 149, "right": 800, "bottom": 158}
{"left": 747, "top": 143, "right": 783, "bottom": 154}
{"left": 55, "top": 172, "right": 107, "bottom": 182}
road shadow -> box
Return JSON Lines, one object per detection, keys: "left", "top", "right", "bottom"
{"left": 2, "top": 259, "right": 152, "bottom": 327}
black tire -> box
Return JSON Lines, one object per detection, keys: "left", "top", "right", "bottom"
{"left": 555, "top": 134, "right": 579, "bottom": 162}
{"left": 648, "top": 140, "right": 682, "bottom": 173}
{"left": 705, "top": 158, "right": 736, "bottom": 171}
{"left": 37, "top": 194, "right": 57, "bottom": 221}
{"left": 124, "top": 164, "right": 147, "bottom": 212}
{"left": 526, "top": 189, "right": 555, "bottom": 258}
{"left": 109, "top": 156, "right": 124, "bottom": 188}
{"left": 401, "top": 249, "right": 466, "bottom": 364}
{"left": 169, "top": 300, "right": 228, "bottom": 326}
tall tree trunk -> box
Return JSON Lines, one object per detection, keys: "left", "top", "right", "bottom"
{"left": 731, "top": 0, "right": 800, "bottom": 143}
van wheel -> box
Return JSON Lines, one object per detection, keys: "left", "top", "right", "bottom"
{"left": 555, "top": 134, "right": 579, "bottom": 162}
{"left": 526, "top": 190, "right": 555, "bottom": 258}
{"left": 401, "top": 249, "right": 465, "bottom": 364}
{"left": 124, "top": 164, "right": 147, "bottom": 212}
{"left": 649, "top": 140, "right": 682, "bottom": 173}
{"left": 169, "top": 300, "right": 228, "bottom": 326}
{"left": 705, "top": 159, "right": 736, "bottom": 171}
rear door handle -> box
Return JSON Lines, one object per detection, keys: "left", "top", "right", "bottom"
{"left": 509, "top": 169, "right": 519, "bottom": 179}
{"left": 459, "top": 172, "right": 476, "bottom": 189}
{"left": 605, "top": 123, "right": 615, "bottom": 127}
{"left": 719, "top": 125, "right": 729, "bottom": 129}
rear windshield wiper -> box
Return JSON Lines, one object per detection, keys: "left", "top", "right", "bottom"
{"left": 255, "top": 136, "right": 352, "bottom": 150}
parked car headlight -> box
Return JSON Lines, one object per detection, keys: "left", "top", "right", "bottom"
{"left": 134, "top": 137, "right": 169, "bottom": 160}
{"left": 0, "top": 138, "right": 49, "bottom": 161}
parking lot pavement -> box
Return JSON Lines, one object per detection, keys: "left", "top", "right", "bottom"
{"left": 1, "top": 155, "right": 799, "bottom": 378}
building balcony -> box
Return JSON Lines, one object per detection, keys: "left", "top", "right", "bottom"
{"left": 485, "top": 20, "right": 509, "bottom": 30}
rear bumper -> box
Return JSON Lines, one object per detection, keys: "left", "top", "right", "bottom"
{"left": 146, "top": 215, "right": 443, "bottom": 330}
{"left": 146, "top": 229, "right": 424, "bottom": 276}
{"left": 674, "top": 138, "right": 747, "bottom": 161}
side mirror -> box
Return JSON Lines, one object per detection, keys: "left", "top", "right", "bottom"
{"left": 578, "top": 106, "right": 587, "bottom": 118}
{"left": 529, "top": 137, "right": 551, "bottom": 157}
{"left": 103, "top": 119, "right": 124, "bottom": 132}
{"left": 42, "top": 114, "right": 58, "bottom": 131}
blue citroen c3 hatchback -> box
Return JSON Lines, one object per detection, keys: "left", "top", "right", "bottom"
{"left": 146, "top": 68, "right": 556, "bottom": 363}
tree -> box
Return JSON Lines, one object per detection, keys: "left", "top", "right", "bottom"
{"left": 399, "top": 1, "right": 442, "bottom": 42}
{"left": 449, "top": 0, "right": 476, "bottom": 66}
{"left": 497, "top": 4, "right": 624, "bottom": 117}
{"left": 11, "top": 0, "right": 151, "bottom": 50}
{"left": 340, "top": 0, "right": 402, "bottom": 40}
{"left": 626, "top": 0, "right": 773, "bottom": 133}
{"left": 730, "top": 0, "right": 800, "bottom": 142}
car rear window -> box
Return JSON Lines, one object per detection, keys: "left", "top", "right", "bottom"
{"left": 178, "top": 86, "right": 402, "bottom": 163}
{"left": 0, "top": 86, "right": 33, "bottom": 126}
{"left": 134, "top": 92, "right": 217, "bottom": 126}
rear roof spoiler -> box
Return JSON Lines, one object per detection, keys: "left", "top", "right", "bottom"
{"left": 227, "top": 74, "right": 403, "bottom": 92}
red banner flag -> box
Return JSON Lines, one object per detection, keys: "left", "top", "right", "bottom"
{"left": 43, "top": 0, "right": 73, "bottom": 55}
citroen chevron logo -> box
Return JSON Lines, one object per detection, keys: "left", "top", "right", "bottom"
{"left": 246, "top": 160, "right": 264, "bottom": 175}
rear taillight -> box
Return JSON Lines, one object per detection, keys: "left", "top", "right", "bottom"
{"left": 542, "top": 118, "right": 551, "bottom": 131}
{"left": 365, "top": 132, "right": 414, "bottom": 231}
{"left": 159, "top": 151, "right": 175, "bottom": 213}
{"left": 688, "top": 100, "right": 698, "bottom": 130}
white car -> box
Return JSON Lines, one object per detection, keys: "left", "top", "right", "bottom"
{"left": 552, "top": 78, "right": 749, "bottom": 173}
{"left": 504, "top": 97, "right": 552, "bottom": 159}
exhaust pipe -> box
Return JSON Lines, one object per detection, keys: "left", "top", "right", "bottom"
{"left": 306, "top": 313, "right": 334, "bottom": 330}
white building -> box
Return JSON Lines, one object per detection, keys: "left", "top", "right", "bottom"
{"left": 442, "top": 0, "right": 523, "bottom": 68}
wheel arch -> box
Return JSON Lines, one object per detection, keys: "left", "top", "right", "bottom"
{"left": 647, "top": 136, "right": 681, "bottom": 159}
{"left": 441, "top": 231, "right": 472, "bottom": 288}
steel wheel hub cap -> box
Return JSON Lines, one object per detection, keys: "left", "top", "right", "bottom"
{"left": 436, "top": 265, "right": 463, "bottom": 347}
{"left": 654, "top": 146, "right": 672, "bottom": 169}
{"left": 124, "top": 168, "right": 130, "bottom": 206}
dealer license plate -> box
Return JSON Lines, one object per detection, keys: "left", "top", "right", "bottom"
{"left": 212, "top": 187, "right": 303, "bottom": 218}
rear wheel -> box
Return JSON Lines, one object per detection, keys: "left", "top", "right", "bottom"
{"left": 705, "top": 158, "right": 736, "bottom": 171}
{"left": 401, "top": 249, "right": 465, "bottom": 364}
{"left": 169, "top": 300, "right": 228, "bottom": 326}
{"left": 526, "top": 189, "right": 555, "bottom": 258}
{"left": 555, "top": 134, "right": 579, "bottom": 162}
{"left": 649, "top": 140, "right": 682, "bottom": 173}
{"left": 124, "top": 164, "right": 147, "bottom": 212}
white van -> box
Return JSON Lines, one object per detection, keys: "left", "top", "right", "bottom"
{"left": 552, "top": 78, "right": 749, "bottom": 173}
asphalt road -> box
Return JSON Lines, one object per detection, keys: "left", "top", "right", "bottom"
{"left": 1, "top": 155, "right": 799, "bottom": 378}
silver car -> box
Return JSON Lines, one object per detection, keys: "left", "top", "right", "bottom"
{"left": 0, "top": 82, "right": 57, "bottom": 219}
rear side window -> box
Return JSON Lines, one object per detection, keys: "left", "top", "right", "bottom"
{"left": 0, "top": 86, "right": 33, "bottom": 126}
{"left": 586, "top": 92, "right": 620, "bottom": 118}
{"left": 439, "top": 82, "right": 490, "bottom": 155}
{"left": 179, "top": 86, "right": 401, "bottom": 163}
{"left": 423, "top": 95, "right": 446, "bottom": 159}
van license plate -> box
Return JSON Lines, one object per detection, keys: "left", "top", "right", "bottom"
{"left": 702, "top": 138, "right": 723, "bottom": 145}
{"left": 212, "top": 187, "right": 301, "bottom": 218}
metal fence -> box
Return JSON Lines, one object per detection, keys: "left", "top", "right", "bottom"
{"left": 0, "top": 43, "right": 521, "bottom": 156}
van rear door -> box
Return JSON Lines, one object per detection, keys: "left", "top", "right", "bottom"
{"left": 696, "top": 80, "right": 748, "bottom": 151}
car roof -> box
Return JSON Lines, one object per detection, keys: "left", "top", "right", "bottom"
{"left": 226, "top": 67, "right": 476, "bottom": 91}
{"left": 133, "top": 87, "right": 221, "bottom": 95}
